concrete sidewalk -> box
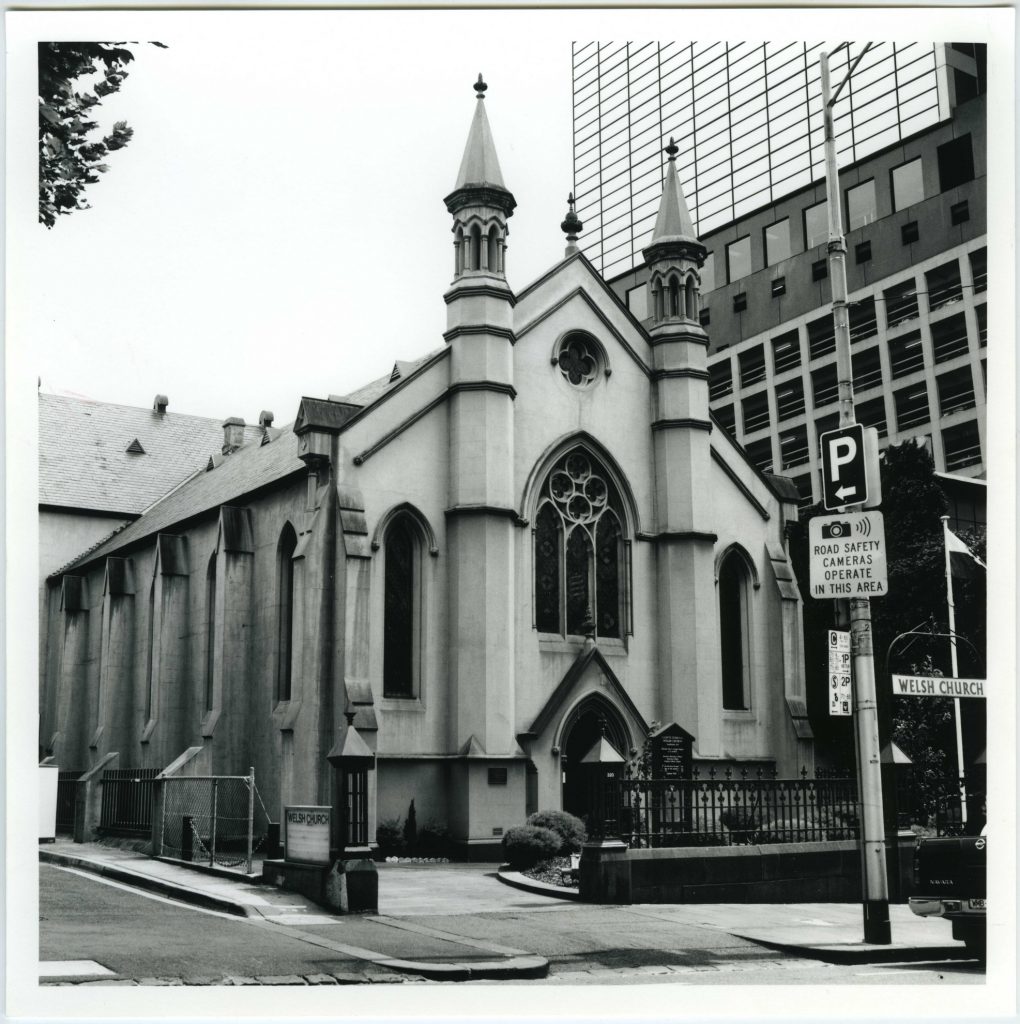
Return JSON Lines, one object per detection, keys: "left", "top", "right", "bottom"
{"left": 41, "top": 840, "right": 967, "bottom": 979}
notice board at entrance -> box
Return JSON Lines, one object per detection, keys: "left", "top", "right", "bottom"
{"left": 284, "top": 805, "right": 331, "bottom": 865}
{"left": 648, "top": 722, "right": 694, "bottom": 780}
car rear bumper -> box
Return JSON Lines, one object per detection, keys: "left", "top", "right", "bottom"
{"left": 909, "top": 896, "right": 986, "bottom": 919}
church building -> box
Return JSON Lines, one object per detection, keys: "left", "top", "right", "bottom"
{"left": 40, "top": 78, "right": 814, "bottom": 854}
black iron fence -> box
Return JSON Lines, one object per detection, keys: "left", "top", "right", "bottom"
{"left": 98, "top": 768, "right": 160, "bottom": 835}
{"left": 56, "top": 770, "right": 82, "bottom": 833}
{"left": 591, "top": 767, "right": 860, "bottom": 847}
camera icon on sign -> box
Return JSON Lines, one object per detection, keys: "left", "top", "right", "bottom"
{"left": 821, "top": 520, "right": 852, "bottom": 539}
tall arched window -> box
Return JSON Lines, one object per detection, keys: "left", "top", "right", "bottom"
{"left": 719, "top": 552, "right": 751, "bottom": 710}
{"left": 384, "top": 517, "right": 417, "bottom": 698}
{"left": 470, "top": 224, "right": 482, "bottom": 271}
{"left": 669, "top": 276, "right": 681, "bottom": 317}
{"left": 487, "top": 225, "right": 498, "bottom": 272}
{"left": 144, "top": 578, "right": 156, "bottom": 722}
{"left": 534, "top": 448, "right": 628, "bottom": 639}
{"left": 205, "top": 554, "right": 216, "bottom": 711}
{"left": 276, "top": 524, "right": 297, "bottom": 704}
{"left": 685, "top": 276, "right": 697, "bottom": 320}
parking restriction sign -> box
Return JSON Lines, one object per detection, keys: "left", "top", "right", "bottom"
{"left": 828, "top": 629, "right": 852, "bottom": 716}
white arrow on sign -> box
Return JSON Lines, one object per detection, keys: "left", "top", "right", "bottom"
{"left": 834, "top": 484, "right": 857, "bottom": 501}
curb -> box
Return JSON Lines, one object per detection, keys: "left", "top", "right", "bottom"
{"left": 737, "top": 934, "right": 971, "bottom": 965}
{"left": 496, "top": 868, "right": 583, "bottom": 902}
{"left": 41, "top": 850, "right": 550, "bottom": 981}
{"left": 40, "top": 849, "right": 252, "bottom": 918}
{"left": 154, "top": 855, "right": 262, "bottom": 884}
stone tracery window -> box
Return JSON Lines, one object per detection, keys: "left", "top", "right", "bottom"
{"left": 534, "top": 449, "right": 628, "bottom": 638}
{"left": 383, "top": 517, "right": 417, "bottom": 698}
{"left": 557, "top": 334, "right": 601, "bottom": 387}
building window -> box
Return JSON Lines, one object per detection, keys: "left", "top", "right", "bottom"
{"left": 951, "top": 200, "right": 970, "bottom": 225}
{"left": 709, "top": 360, "right": 733, "bottom": 401}
{"left": 700, "top": 252, "right": 715, "bottom": 293}
{"left": 891, "top": 158, "right": 925, "bottom": 210}
{"left": 738, "top": 345, "right": 766, "bottom": 388}
{"left": 771, "top": 330, "right": 800, "bottom": 374}
{"left": 856, "top": 396, "right": 888, "bottom": 439}
{"left": 893, "top": 383, "right": 931, "bottom": 431}
{"left": 855, "top": 241, "right": 872, "bottom": 264}
{"left": 884, "top": 279, "right": 919, "bottom": 327}
{"left": 811, "top": 364, "right": 839, "bottom": 407}
{"left": 901, "top": 221, "right": 919, "bottom": 245}
{"left": 975, "top": 304, "right": 987, "bottom": 346}
{"left": 969, "top": 247, "right": 986, "bottom": 292}
{"left": 779, "top": 424, "right": 809, "bottom": 469}
{"left": 937, "top": 367, "right": 976, "bottom": 417}
{"left": 811, "top": 259, "right": 828, "bottom": 282}
{"left": 807, "top": 314, "right": 836, "bottom": 360}
{"left": 942, "top": 420, "right": 982, "bottom": 471}
{"left": 626, "top": 284, "right": 649, "bottom": 320}
{"left": 775, "top": 379, "right": 805, "bottom": 421}
{"left": 926, "top": 261, "right": 963, "bottom": 311}
{"left": 733, "top": 292, "right": 747, "bottom": 313}
{"left": 888, "top": 330, "right": 925, "bottom": 378}
{"left": 816, "top": 412, "right": 840, "bottom": 440}
{"left": 699, "top": 308, "right": 711, "bottom": 328}
{"left": 726, "top": 236, "right": 751, "bottom": 283}
{"left": 803, "top": 200, "right": 827, "bottom": 249}
{"left": 849, "top": 296, "right": 878, "bottom": 343}
{"left": 535, "top": 449, "right": 628, "bottom": 639}
{"left": 764, "top": 219, "right": 791, "bottom": 265}
{"left": 852, "top": 346, "right": 883, "bottom": 393}
{"left": 714, "top": 404, "right": 736, "bottom": 437}
{"left": 384, "top": 518, "right": 417, "bottom": 698}
{"left": 741, "top": 391, "right": 771, "bottom": 434}
{"left": 276, "top": 524, "right": 297, "bottom": 703}
{"left": 487, "top": 766, "right": 508, "bottom": 786}
{"left": 145, "top": 578, "right": 156, "bottom": 723}
{"left": 744, "top": 437, "right": 773, "bottom": 474}
{"left": 205, "top": 555, "right": 216, "bottom": 712}
{"left": 937, "top": 134, "right": 975, "bottom": 192}
{"left": 557, "top": 333, "right": 602, "bottom": 388}
{"left": 931, "top": 313, "right": 969, "bottom": 363}
{"left": 771, "top": 277, "right": 786, "bottom": 298}
{"left": 719, "top": 552, "right": 751, "bottom": 711}
{"left": 846, "top": 180, "right": 877, "bottom": 231}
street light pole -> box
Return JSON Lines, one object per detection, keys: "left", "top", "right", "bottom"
{"left": 820, "top": 46, "right": 891, "bottom": 945}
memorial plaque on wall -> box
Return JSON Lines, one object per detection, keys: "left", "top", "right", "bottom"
{"left": 284, "top": 805, "right": 332, "bottom": 865}
{"left": 649, "top": 722, "right": 694, "bottom": 780}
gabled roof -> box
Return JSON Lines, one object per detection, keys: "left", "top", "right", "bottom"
{"left": 56, "top": 424, "right": 305, "bottom": 576}
{"left": 39, "top": 393, "right": 263, "bottom": 515}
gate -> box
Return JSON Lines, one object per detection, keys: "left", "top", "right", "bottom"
{"left": 98, "top": 767, "right": 160, "bottom": 835}
{"left": 56, "top": 771, "right": 82, "bottom": 834}
{"left": 158, "top": 770, "right": 271, "bottom": 874}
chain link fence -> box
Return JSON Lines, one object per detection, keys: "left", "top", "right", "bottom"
{"left": 159, "top": 771, "right": 272, "bottom": 874}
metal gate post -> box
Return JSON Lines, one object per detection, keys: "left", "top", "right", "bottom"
{"left": 160, "top": 778, "right": 167, "bottom": 855}
{"left": 210, "top": 779, "right": 218, "bottom": 867}
{"left": 246, "top": 767, "right": 255, "bottom": 874}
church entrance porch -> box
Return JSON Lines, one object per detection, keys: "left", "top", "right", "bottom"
{"left": 559, "top": 699, "right": 629, "bottom": 824}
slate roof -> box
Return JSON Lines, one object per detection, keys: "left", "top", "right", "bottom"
{"left": 58, "top": 422, "right": 305, "bottom": 575}
{"left": 39, "top": 394, "right": 264, "bottom": 515}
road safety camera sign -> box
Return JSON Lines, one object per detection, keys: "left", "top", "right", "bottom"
{"left": 892, "top": 675, "right": 986, "bottom": 699}
{"left": 808, "top": 511, "right": 887, "bottom": 598}
{"left": 828, "top": 629, "right": 852, "bottom": 716}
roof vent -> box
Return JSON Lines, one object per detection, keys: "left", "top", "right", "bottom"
{"left": 259, "top": 410, "right": 274, "bottom": 428}
{"left": 390, "top": 363, "right": 402, "bottom": 382}
{"left": 153, "top": 395, "right": 169, "bottom": 415}
{"left": 126, "top": 438, "right": 146, "bottom": 455}
{"left": 222, "top": 417, "right": 245, "bottom": 455}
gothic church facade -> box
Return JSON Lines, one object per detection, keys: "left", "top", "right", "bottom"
{"left": 40, "top": 80, "right": 814, "bottom": 852}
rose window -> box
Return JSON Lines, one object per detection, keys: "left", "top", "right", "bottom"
{"left": 557, "top": 335, "right": 600, "bottom": 387}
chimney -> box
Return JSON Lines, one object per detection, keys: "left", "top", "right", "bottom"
{"left": 222, "top": 416, "right": 245, "bottom": 455}
{"left": 259, "top": 410, "right": 274, "bottom": 429}
{"left": 153, "top": 394, "right": 169, "bottom": 416}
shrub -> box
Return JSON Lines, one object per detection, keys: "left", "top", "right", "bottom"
{"left": 376, "top": 817, "right": 405, "bottom": 854}
{"left": 403, "top": 799, "right": 418, "bottom": 848}
{"left": 526, "top": 810, "right": 587, "bottom": 853}
{"left": 417, "top": 820, "right": 450, "bottom": 856}
{"left": 502, "top": 825, "right": 562, "bottom": 869}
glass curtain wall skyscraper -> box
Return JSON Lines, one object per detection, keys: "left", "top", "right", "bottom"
{"left": 572, "top": 42, "right": 950, "bottom": 278}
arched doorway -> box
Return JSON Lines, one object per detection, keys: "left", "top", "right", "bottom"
{"left": 560, "top": 698, "right": 629, "bottom": 822}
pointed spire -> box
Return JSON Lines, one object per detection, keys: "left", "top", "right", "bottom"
{"left": 650, "top": 137, "right": 698, "bottom": 244}
{"left": 560, "top": 192, "right": 583, "bottom": 256}
{"left": 453, "top": 73, "right": 506, "bottom": 191}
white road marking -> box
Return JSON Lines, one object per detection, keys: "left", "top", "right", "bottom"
{"left": 856, "top": 969, "right": 919, "bottom": 976}
{"left": 261, "top": 914, "right": 339, "bottom": 925}
{"left": 40, "top": 960, "right": 115, "bottom": 978}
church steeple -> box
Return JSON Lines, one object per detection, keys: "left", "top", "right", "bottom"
{"left": 643, "top": 139, "right": 707, "bottom": 327}
{"left": 444, "top": 75, "right": 517, "bottom": 280}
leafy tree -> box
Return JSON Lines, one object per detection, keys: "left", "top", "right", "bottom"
{"left": 38, "top": 41, "right": 165, "bottom": 228}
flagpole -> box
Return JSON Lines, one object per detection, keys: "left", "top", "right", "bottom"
{"left": 941, "top": 514, "right": 968, "bottom": 825}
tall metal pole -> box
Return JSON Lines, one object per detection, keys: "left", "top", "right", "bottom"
{"left": 941, "top": 516, "right": 968, "bottom": 825}
{"left": 820, "top": 48, "right": 890, "bottom": 944}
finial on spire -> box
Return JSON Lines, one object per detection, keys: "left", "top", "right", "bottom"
{"left": 561, "top": 191, "right": 584, "bottom": 255}
{"left": 474, "top": 73, "right": 487, "bottom": 98}
{"left": 664, "top": 137, "right": 679, "bottom": 160}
